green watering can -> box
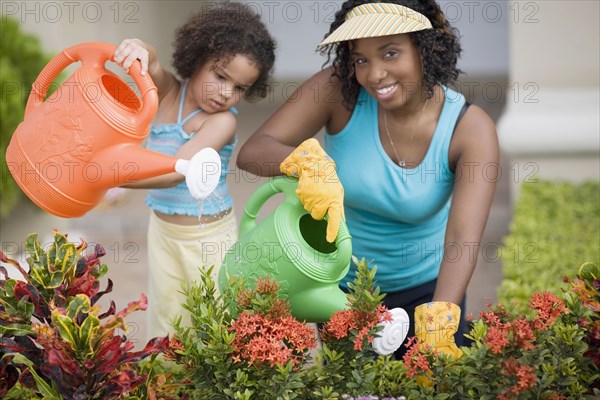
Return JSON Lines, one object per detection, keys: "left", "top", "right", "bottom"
{"left": 219, "top": 176, "right": 410, "bottom": 355}
{"left": 219, "top": 176, "right": 352, "bottom": 322}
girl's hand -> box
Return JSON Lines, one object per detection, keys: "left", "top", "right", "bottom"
{"left": 114, "top": 38, "right": 149, "bottom": 75}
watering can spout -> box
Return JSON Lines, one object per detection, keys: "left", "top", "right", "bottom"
{"left": 92, "top": 144, "right": 176, "bottom": 189}
{"left": 99, "top": 145, "right": 222, "bottom": 199}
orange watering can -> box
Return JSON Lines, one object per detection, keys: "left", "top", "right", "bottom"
{"left": 5, "top": 42, "right": 221, "bottom": 218}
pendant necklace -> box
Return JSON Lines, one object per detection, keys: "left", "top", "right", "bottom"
{"left": 383, "top": 98, "right": 429, "bottom": 167}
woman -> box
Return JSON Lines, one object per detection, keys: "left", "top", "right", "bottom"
{"left": 237, "top": 0, "right": 498, "bottom": 359}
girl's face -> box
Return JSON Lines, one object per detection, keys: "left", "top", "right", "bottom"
{"left": 351, "top": 33, "right": 424, "bottom": 110}
{"left": 189, "top": 54, "right": 260, "bottom": 113}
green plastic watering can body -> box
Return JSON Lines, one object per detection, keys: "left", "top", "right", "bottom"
{"left": 219, "top": 177, "right": 352, "bottom": 322}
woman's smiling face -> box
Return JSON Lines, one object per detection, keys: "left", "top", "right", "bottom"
{"left": 351, "top": 33, "right": 425, "bottom": 110}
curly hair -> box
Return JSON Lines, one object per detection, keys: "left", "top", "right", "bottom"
{"left": 320, "top": 0, "right": 462, "bottom": 110}
{"left": 171, "top": 1, "right": 276, "bottom": 101}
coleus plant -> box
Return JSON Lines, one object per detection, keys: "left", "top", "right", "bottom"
{"left": 0, "top": 230, "right": 168, "bottom": 399}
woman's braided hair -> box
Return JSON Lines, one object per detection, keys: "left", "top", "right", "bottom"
{"left": 320, "top": 0, "right": 462, "bottom": 110}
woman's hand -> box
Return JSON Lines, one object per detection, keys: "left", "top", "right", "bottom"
{"left": 280, "top": 138, "right": 345, "bottom": 243}
{"left": 114, "top": 38, "right": 150, "bottom": 75}
{"left": 414, "top": 302, "right": 463, "bottom": 360}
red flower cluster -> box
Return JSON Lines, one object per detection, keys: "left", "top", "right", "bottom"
{"left": 529, "top": 292, "right": 568, "bottom": 331}
{"left": 229, "top": 276, "right": 317, "bottom": 368}
{"left": 546, "top": 394, "right": 568, "bottom": 400}
{"left": 481, "top": 292, "right": 567, "bottom": 355}
{"left": 321, "top": 305, "right": 392, "bottom": 351}
{"left": 401, "top": 336, "right": 433, "bottom": 379}
{"left": 496, "top": 358, "right": 536, "bottom": 398}
{"left": 229, "top": 311, "right": 316, "bottom": 368}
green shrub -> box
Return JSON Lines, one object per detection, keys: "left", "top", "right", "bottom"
{"left": 499, "top": 180, "right": 600, "bottom": 312}
{"left": 0, "top": 17, "right": 60, "bottom": 218}
{"left": 2, "top": 230, "right": 598, "bottom": 399}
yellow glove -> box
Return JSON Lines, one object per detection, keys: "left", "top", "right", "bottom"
{"left": 414, "top": 301, "right": 463, "bottom": 360}
{"left": 280, "top": 138, "right": 345, "bottom": 243}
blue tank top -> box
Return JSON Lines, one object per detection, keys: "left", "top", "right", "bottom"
{"left": 145, "top": 81, "right": 236, "bottom": 216}
{"left": 324, "top": 86, "right": 465, "bottom": 293}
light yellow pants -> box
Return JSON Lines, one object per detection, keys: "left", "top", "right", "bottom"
{"left": 146, "top": 211, "right": 237, "bottom": 339}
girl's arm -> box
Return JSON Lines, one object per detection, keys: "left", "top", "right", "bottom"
{"left": 114, "top": 38, "right": 177, "bottom": 101}
{"left": 237, "top": 67, "right": 345, "bottom": 176}
{"left": 122, "top": 111, "right": 237, "bottom": 189}
{"left": 433, "top": 105, "right": 499, "bottom": 305}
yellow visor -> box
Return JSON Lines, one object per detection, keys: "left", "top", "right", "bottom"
{"left": 319, "top": 3, "right": 433, "bottom": 47}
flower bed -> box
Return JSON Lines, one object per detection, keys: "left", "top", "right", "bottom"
{"left": 2, "top": 231, "right": 598, "bottom": 399}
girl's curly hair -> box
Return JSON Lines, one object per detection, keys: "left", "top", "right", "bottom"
{"left": 320, "top": 0, "right": 462, "bottom": 110}
{"left": 172, "top": 1, "right": 276, "bottom": 101}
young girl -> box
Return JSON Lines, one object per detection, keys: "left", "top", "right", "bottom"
{"left": 114, "top": 2, "right": 276, "bottom": 338}
{"left": 237, "top": 0, "right": 498, "bottom": 359}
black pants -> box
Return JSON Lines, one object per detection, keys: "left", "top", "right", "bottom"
{"left": 341, "top": 279, "right": 470, "bottom": 360}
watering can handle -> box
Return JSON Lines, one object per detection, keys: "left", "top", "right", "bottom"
{"left": 240, "top": 176, "right": 300, "bottom": 236}
{"left": 25, "top": 42, "right": 157, "bottom": 123}
{"left": 240, "top": 176, "right": 352, "bottom": 254}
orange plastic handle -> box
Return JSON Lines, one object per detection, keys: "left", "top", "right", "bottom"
{"left": 26, "top": 42, "right": 157, "bottom": 122}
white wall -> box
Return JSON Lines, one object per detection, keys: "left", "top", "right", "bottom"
{"left": 260, "top": 0, "right": 509, "bottom": 78}
{"left": 509, "top": 0, "right": 600, "bottom": 87}
{"left": 5, "top": 0, "right": 508, "bottom": 79}
{"left": 497, "top": 0, "right": 600, "bottom": 202}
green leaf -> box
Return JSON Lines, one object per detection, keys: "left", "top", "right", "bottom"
{"left": 26, "top": 235, "right": 48, "bottom": 287}
{"left": 0, "top": 323, "right": 33, "bottom": 336}
{"left": 46, "top": 243, "right": 76, "bottom": 288}
{"left": 28, "top": 365, "right": 62, "bottom": 399}
{"left": 578, "top": 262, "right": 598, "bottom": 281}
{"left": 65, "top": 294, "right": 91, "bottom": 320}
{"left": 25, "top": 233, "right": 41, "bottom": 263}
{"left": 78, "top": 314, "right": 100, "bottom": 356}
{"left": 52, "top": 312, "right": 78, "bottom": 348}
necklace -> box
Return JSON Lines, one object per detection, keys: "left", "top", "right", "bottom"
{"left": 383, "top": 98, "right": 429, "bottom": 167}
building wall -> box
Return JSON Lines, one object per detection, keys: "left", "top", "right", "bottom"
{"left": 5, "top": 0, "right": 508, "bottom": 80}
{"left": 509, "top": 0, "right": 599, "bottom": 88}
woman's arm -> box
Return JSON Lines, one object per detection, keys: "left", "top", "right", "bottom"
{"left": 434, "top": 105, "right": 499, "bottom": 305}
{"left": 237, "top": 67, "right": 344, "bottom": 176}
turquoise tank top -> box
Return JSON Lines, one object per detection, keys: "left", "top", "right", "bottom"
{"left": 324, "top": 86, "right": 465, "bottom": 293}
{"left": 145, "top": 81, "right": 236, "bottom": 216}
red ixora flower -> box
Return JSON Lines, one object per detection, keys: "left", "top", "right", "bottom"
{"left": 528, "top": 291, "right": 568, "bottom": 331}
{"left": 500, "top": 358, "right": 537, "bottom": 396}
{"left": 485, "top": 325, "right": 510, "bottom": 354}
{"left": 321, "top": 304, "right": 391, "bottom": 351}
{"left": 508, "top": 318, "right": 536, "bottom": 351}
{"left": 547, "top": 394, "right": 567, "bottom": 400}
{"left": 482, "top": 291, "right": 567, "bottom": 355}
{"left": 229, "top": 311, "right": 316, "bottom": 368}
{"left": 402, "top": 336, "right": 433, "bottom": 378}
